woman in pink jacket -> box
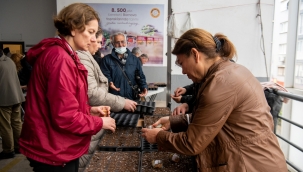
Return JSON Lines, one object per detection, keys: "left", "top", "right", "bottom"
{"left": 19, "top": 3, "right": 116, "bottom": 172}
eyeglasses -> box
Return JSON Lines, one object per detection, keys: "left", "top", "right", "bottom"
{"left": 175, "top": 59, "right": 182, "bottom": 67}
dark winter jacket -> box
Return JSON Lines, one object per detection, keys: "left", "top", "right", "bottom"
{"left": 101, "top": 48, "right": 147, "bottom": 100}
{"left": 18, "top": 57, "right": 32, "bottom": 86}
{"left": 181, "top": 83, "right": 202, "bottom": 113}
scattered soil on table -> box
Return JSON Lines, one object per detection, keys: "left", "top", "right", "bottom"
{"left": 85, "top": 151, "right": 140, "bottom": 172}
{"left": 99, "top": 127, "right": 141, "bottom": 147}
{"left": 141, "top": 151, "right": 195, "bottom": 172}
{"left": 153, "top": 107, "right": 171, "bottom": 116}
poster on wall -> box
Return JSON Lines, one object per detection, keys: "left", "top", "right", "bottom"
{"left": 88, "top": 3, "right": 165, "bottom": 66}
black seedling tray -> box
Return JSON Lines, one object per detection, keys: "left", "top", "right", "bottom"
{"left": 141, "top": 138, "right": 158, "bottom": 151}
{"left": 154, "top": 82, "right": 167, "bottom": 87}
{"left": 86, "top": 151, "right": 141, "bottom": 172}
{"left": 136, "top": 101, "right": 155, "bottom": 115}
{"left": 111, "top": 112, "right": 140, "bottom": 127}
{"left": 148, "top": 86, "right": 158, "bottom": 90}
{"left": 99, "top": 127, "right": 141, "bottom": 151}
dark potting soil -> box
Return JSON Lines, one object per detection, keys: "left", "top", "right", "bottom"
{"left": 153, "top": 107, "right": 171, "bottom": 116}
{"left": 99, "top": 127, "right": 141, "bottom": 147}
{"left": 141, "top": 151, "right": 195, "bottom": 172}
{"left": 85, "top": 151, "right": 140, "bottom": 172}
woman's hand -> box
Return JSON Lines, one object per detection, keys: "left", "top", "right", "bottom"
{"left": 153, "top": 116, "right": 170, "bottom": 130}
{"left": 139, "top": 88, "right": 148, "bottom": 97}
{"left": 171, "top": 95, "right": 182, "bottom": 103}
{"left": 172, "top": 103, "right": 189, "bottom": 116}
{"left": 174, "top": 87, "right": 186, "bottom": 96}
{"left": 90, "top": 106, "right": 111, "bottom": 117}
{"left": 124, "top": 99, "right": 137, "bottom": 112}
{"left": 109, "top": 82, "right": 120, "bottom": 91}
{"left": 101, "top": 117, "right": 116, "bottom": 132}
{"left": 141, "top": 128, "right": 162, "bottom": 144}
{"left": 141, "top": 116, "right": 170, "bottom": 144}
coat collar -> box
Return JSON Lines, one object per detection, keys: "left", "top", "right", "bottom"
{"left": 0, "top": 54, "right": 8, "bottom": 61}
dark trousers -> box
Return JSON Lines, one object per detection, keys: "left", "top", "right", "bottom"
{"left": 28, "top": 158, "right": 79, "bottom": 172}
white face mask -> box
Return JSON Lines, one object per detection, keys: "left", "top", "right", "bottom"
{"left": 115, "top": 47, "right": 127, "bottom": 54}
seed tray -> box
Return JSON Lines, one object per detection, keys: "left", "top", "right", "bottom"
{"left": 136, "top": 101, "right": 155, "bottom": 115}
{"left": 140, "top": 151, "right": 195, "bottom": 172}
{"left": 111, "top": 112, "right": 140, "bottom": 127}
{"left": 153, "top": 107, "right": 171, "bottom": 116}
{"left": 141, "top": 138, "right": 158, "bottom": 151}
{"left": 86, "top": 151, "right": 141, "bottom": 172}
{"left": 99, "top": 127, "right": 141, "bottom": 151}
{"left": 148, "top": 86, "right": 158, "bottom": 90}
{"left": 153, "top": 82, "right": 167, "bottom": 87}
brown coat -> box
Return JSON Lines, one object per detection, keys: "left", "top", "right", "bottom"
{"left": 156, "top": 60, "right": 287, "bottom": 172}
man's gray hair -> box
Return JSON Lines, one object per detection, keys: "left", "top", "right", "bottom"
{"left": 111, "top": 32, "right": 126, "bottom": 43}
{"left": 131, "top": 47, "right": 142, "bottom": 55}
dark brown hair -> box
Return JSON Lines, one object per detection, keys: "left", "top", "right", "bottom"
{"left": 54, "top": 3, "right": 100, "bottom": 36}
{"left": 96, "top": 28, "right": 103, "bottom": 38}
{"left": 172, "top": 28, "right": 237, "bottom": 60}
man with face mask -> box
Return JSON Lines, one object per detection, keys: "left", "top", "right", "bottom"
{"left": 101, "top": 32, "right": 148, "bottom": 101}
{"left": 77, "top": 29, "right": 138, "bottom": 112}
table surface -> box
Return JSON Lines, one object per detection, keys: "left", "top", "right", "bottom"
{"left": 146, "top": 87, "right": 165, "bottom": 97}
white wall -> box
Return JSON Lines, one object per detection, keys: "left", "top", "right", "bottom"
{"left": 169, "top": 0, "right": 275, "bottom": 109}
{"left": 170, "top": 0, "right": 274, "bottom": 78}
{"left": 0, "top": 0, "right": 57, "bottom": 51}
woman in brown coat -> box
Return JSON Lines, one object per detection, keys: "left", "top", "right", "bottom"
{"left": 142, "top": 28, "right": 287, "bottom": 172}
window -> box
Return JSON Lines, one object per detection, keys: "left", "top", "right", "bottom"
{"left": 280, "top": 1, "right": 289, "bottom": 11}
{"left": 0, "top": 42, "right": 25, "bottom": 54}
{"left": 295, "top": 1, "right": 303, "bottom": 89}
{"left": 298, "top": 40, "right": 303, "bottom": 53}
{"left": 299, "top": 13, "right": 303, "bottom": 35}
{"left": 280, "top": 22, "right": 288, "bottom": 33}
{"left": 279, "top": 55, "right": 285, "bottom": 62}
{"left": 278, "top": 67, "right": 285, "bottom": 76}
{"left": 294, "top": 62, "right": 303, "bottom": 89}
{"left": 279, "top": 44, "right": 287, "bottom": 54}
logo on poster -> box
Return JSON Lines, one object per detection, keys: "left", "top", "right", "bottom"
{"left": 150, "top": 8, "right": 160, "bottom": 18}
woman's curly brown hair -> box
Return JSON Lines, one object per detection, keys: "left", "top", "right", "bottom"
{"left": 53, "top": 3, "right": 100, "bottom": 36}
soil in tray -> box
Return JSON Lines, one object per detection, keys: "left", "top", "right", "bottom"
{"left": 141, "top": 151, "right": 195, "bottom": 172}
{"left": 144, "top": 115, "right": 168, "bottom": 127}
{"left": 86, "top": 151, "right": 140, "bottom": 172}
{"left": 153, "top": 107, "right": 171, "bottom": 116}
{"left": 99, "top": 127, "right": 141, "bottom": 147}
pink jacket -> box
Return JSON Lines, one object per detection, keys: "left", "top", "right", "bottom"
{"left": 19, "top": 37, "right": 103, "bottom": 166}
